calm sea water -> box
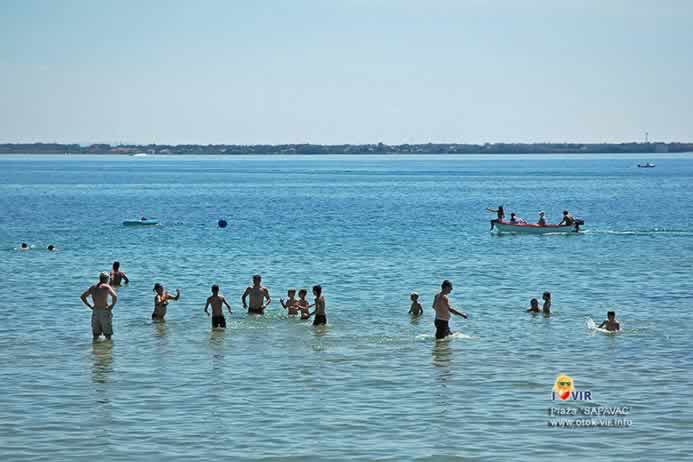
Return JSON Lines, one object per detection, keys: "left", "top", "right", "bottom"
{"left": 0, "top": 154, "right": 691, "bottom": 461}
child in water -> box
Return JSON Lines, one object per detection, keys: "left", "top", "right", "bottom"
{"left": 598, "top": 311, "right": 620, "bottom": 332}
{"left": 408, "top": 292, "right": 423, "bottom": 316}
{"left": 152, "top": 283, "right": 180, "bottom": 321}
{"left": 527, "top": 298, "right": 540, "bottom": 313}
{"left": 204, "top": 284, "right": 232, "bottom": 328}
{"left": 280, "top": 288, "right": 300, "bottom": 315}
{"left": 297, "top": 288, "right": 310, "bottom": 320}
{"left": 542, "top": 291, "right": 552, "bottom": 315}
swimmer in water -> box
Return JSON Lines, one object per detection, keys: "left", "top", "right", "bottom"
{"left": 297, "top": 288, "right": 310, "bottom": 320}
{"left": 280, "top": 288, "right": 300, "bottom": 315}
{"left": 542, "top": 291, "right": 552, "bottom": 315}
{"left": 204, "top": 284, "right": 232, "bottom": 329}
{"left": 432, "top": 280, "right": 467, "bottom": 339}
{"left": 152, "top": 283, "right": 180, "bottom": 321}
{"left": 47, "top": 244, "right": 55, "bottom": 251}
{"left": 304, "top": 285, "right": 327, "bottom": 326}
{"left": 19, "top": 243, "right": 29, "bottom": 251}
{"left": 598, "top": 311, "right": 620, "bottom": 332}
{"left": 242, "top": 275, "right": 271, "bottom": 314}
{"left": 527, "top": 298, "right": 541, "bottom": 313}
{"left": 109, "top": 261, "right": 129, "bottom": 287}
{"left": 408, "top": 292, "right": 423, "bottom": 317}
{"left": 80, "top": 272, "right": 118, "bottom": 340}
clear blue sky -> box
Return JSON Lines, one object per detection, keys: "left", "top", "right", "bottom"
{"left": 1, "top": 0, "right": 691, "bottom": 145}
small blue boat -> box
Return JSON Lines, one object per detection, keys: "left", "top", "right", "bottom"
{"left": 123, "top": 217, "right": 159, "bottom": 226}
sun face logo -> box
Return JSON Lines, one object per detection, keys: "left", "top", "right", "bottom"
{"left": 552, "top": 375, "right": 575, "bottom": 400}
{"left": 551, "top": 374, "right": 592, "bottom": 401}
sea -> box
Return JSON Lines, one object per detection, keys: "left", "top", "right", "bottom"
{"left": 0, "top": 154, "right": 691, "bottom": 461}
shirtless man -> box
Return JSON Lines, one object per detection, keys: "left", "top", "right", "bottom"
{"left": 204, "top": 284, "right": 233, "bottom": 328}
{"left": 304, "top": 284, "right": 327, "bottom": 326}
{"left": 242, "top": 275, "right": 271, "bottom": 314}
{"left": 80, "top": 272, "right": 118, "bottom": 340}
{"left": 432, "top": 280, "right": 467, "bottom": 340}
{"left": 109, "top": 261, "right": 129, "bottom": 287}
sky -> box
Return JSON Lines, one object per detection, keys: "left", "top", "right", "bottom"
{"left": 1, "top": 0, "right": 692, "bottom": 145}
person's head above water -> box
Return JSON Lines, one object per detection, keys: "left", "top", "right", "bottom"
{"left": 20, "top": 242, "right": 28, "bottom": 249}
{"left": 153, "top": 283, "right": 164, "bottom": 294}
{"left": 563, "top": 210, "right": 569, "bottom": 216}
{"left": 252, "top": 274, "right": 262, "bottom": 285}
{"left": 607, "top": 311, "right": 615, "bottom": 319}
{"left": 287, "top": 288, "right": 296, "bottom": 296}
{"left": 47, "top": 244, "right": 55, "bottom": 251}
{"left": 312, "top": 284, "right": 322, "bottom": 296}
{"left": 298, "top": 288, "right": 308, "bottom": 298}
{"left": 99, "top": 272, "right": 109, "bottom": 284}
{"left": 113, "top": 261, "right": 120, "bottom": 271}
{"left": 530, "top": 298, "right": 539, "bottom": 309}
{"left": 543, "top": 291, "right": 551, "bottom": 300}
{"left": 410, "top": 292, "right": 419, "bottom": 301}
{"left": 211, "top": 284, "right": 219, "bottom": 294}
{"left": 441, "top": 280, "right": 453, "bottom": 293}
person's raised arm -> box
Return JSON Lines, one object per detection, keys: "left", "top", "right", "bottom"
{"left": 280, "top": 298, "right": 287, "bottom": 309}
{"left": 108, "top": 286, "right": 118, "bottom": 310}
{"left": 241, "top": 287, "right": 250, "bottom": 309}
{"left": 80, "top": 287, "right": 93, "bottom": 310}
{"left": 172, "top": 289, "right": 180, "bottom": 301}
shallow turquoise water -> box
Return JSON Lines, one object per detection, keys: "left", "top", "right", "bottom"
{"left": 0, "top": 154, "right": 691, "bottom": 461}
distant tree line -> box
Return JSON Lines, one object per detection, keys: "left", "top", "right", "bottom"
{"left": 0, "top": 142, "right": 689, "bottom": 155}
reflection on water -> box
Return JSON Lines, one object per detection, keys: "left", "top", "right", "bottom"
{"left": 153, "top": 321, "right": 168, "bottom": 337}
{"left": 91, "top": 341, "right": 113, "bottom": 385}
{"left": 432, "top": 340, "right": 452, "bottom": 369}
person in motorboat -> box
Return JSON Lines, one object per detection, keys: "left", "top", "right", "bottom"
{"left": 537, "top": 211, "right": 546, "bottom": 226}
{"left": 487, "top": 205, "right": 505, "bottom": 230}
{"left": 509, "top": 213, "right": 526, "bottom": 224}
{"left": 559, "top": 210, "right": 575, "bottom": 226}
{"left": 486, "top": 206, "right": 505, "bottom": 222}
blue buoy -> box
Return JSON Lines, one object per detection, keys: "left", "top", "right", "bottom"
{"left": 218, "top": 219, "right": 228, "bottom": 228}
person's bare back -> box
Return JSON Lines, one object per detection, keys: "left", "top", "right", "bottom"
{"left": 207, "top": 294, "right": 228, "bottom": 316}
{"left": 83, "top": 282, "right": 117, "bottom": 310}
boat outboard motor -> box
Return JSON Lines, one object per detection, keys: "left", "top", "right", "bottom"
{"left": 574, "top": 218, "right": 585, "bottom": 232}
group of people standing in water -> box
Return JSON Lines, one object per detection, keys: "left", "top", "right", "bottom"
{"left": 486, "top": 206, "right": 575, "bottom": 226}
{"left": 79, "top": 263, "right": 329, "bottom": 341}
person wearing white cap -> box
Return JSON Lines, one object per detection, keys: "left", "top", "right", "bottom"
{"left": 80, "top": 272, "right": 118, "bottom": 340}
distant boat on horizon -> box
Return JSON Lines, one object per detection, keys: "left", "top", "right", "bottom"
{"left": 132, "top": 153, "right": 148, "bottom": 157}
{"left": 637, "top": 162, "right": 656, "bottom": 168}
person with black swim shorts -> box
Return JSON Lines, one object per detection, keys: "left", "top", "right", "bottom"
{"left": 242, "top": 275, "right": 271, "bottom": 314}
{"left": 205, "top": 284, "right": 233, "bottom": 329}
{"left": 305, "top": 284, "right": 327, "bottom": 326}
{"left": 432, "top": 280, "right": 468, "bottom": 340}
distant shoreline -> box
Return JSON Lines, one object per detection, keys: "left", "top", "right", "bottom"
{"left": 1, "top": 142, "right": 691, "bottom": 155}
